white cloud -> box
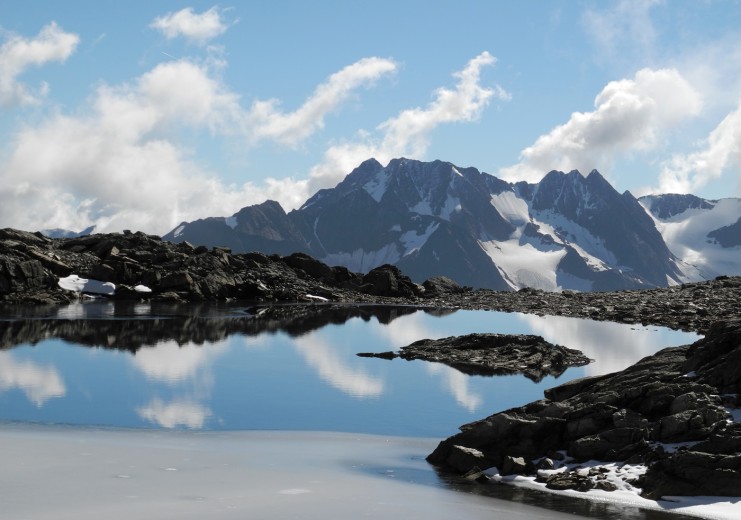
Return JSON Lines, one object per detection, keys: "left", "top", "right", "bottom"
{"left": 0, "top": 55, "right": 397, "bottom": 234}
{"left": 0, "top": 22, "right": 79, "bottom": 106}
{"left": 658, "top": 98, "right": 741, "bottom": 194}
{"left": 499, "top": 68, "right": 702, "bottom": 183}
{"left": 249, "top": 57, "right": 397, "bottom": 147}
{"left": 150, "top": 7, "right": 230, "bottom": 45}
{"left": 0, "top": 49, "right": 500, "bottom": 233}
{"left": 306, "top": 51, "right": 507, "bottom": 192}
{"left": 0, "top": 59, "right": 254, "bottom": 234}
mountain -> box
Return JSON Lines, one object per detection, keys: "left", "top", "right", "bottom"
{"left": 40, "top": 225, "right": 96, "bottom": 239}
{"left": 639, "top": 194, "right": 741, "bottom": 280}
{"left": 163, "top": 158, "right": 741, "bottom": 291}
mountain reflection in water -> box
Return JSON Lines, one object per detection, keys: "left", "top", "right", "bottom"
{"left": 0, "top": 302, "right": 698, "bottom": 435}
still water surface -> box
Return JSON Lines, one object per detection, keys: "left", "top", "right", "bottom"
{"left": 0, "top": 302, "right": 709, "bottom": 520}
{"left": 0, "top": 302, "right": 699, "bottom": 436}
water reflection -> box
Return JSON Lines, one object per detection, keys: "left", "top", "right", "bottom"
{"left": 516, "top": 314, "right": 700, "bottom": 375}
{"left": 136, "top": 397, "right": 211, "bottom": 428}
{"left": 293, "top": 332, "right": 385, "bottom": 398}
{"left": 426, "top": 363, "right": 483, "bottom": 412}
{"left": 0, "top": 351, "right": 65, "bottom": 406}
{"left": 0, "top": 302, "right": 698, "bottom": 435}
{"left": 131, "top": 338, "right": 228, "bottom": 383}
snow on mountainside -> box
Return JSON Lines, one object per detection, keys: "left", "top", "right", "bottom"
{"left": 164, "top": 158, "right": 741, "bottom": 292}
{"left": 40, "top": 226, "right": 96, "bottom": 239}
{"left": 639, "top": 195, "right": 741, "bottom": 279}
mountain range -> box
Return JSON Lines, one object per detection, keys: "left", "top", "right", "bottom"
{"left": 163, "top": 158, "right": 741, "bottom": 292}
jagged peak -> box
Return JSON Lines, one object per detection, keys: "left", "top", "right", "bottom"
{"left": 235, "top": 199, "right": 286, "bottom": 215}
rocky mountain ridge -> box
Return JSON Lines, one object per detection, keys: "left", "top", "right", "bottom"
{"left": 164, "top": 158, "right": 741, "bottom": 292}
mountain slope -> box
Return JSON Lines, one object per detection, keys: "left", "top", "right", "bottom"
{"left": 639, "top": 194, "right": 741, "bottom": 279}
{"left": 164, "top": 158, "right": 740, "bottom": 291}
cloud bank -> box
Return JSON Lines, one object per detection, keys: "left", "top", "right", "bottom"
{"left": 0, "top": 22, "right": 79, "bottom": 106}
{"left": 499, "top": 68, "right": 702, "bottom": 183}
{"left": 658, "top": 98, "right": 741, "bottom": 194}
{"left": 0, "top": 51, "right": 398, "bottom": 234}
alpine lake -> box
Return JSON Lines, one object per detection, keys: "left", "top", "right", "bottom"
{"left": 0, "top": 301, "right": 706, "bottom": 520}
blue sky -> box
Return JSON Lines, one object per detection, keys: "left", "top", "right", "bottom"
{"left": 0, "top": 0, "right": 739, "bottom": 234}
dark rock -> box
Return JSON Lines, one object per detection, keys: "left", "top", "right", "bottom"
{"left": 545, "top": 471, "right": 595, "bottom": 492}
{"left": 427, "top": 318, "right": 741, "bottom": 499}
{"left": 501, "top": 455, "right": 528, "bottom": 476}
{"left": 356, "top": 351, "right": 398, "bottom": 360}
{"left": 361, "top": 264, "right": 422, "bottom": 298}
{"left": 398, "top": 333, "right": 591, "bottom": 381}
{"left": 642, "top": 451, "right": 741, "bottom": 498}
{"left": 422, "top": 276, "right": 467, "bottom": 296}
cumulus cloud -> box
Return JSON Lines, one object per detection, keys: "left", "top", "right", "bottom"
{"left": 249, "top": 57, "right": 397, "bottom": 147}
{"left": 307, "top": 51, "right": 507, "bottom": 192}
{"left": 0, "top": 59, "right": 252, "bottom": 234}
{"left": 0, "top": 54, "right": 398, "bottom": 234}
{"left": 499, "top": 68, "right": 702, "bottom": 183}
{"left": 658, "top": 98, "right": 741, "bottom": 194}
{"left": 150, "top": 6, "right": 230, "bottom": 45}
{"left": 0, "top": 22, "right": 79, "bottom": 106}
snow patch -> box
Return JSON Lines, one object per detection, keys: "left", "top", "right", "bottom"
{"left": 323, "top": 244, "right": 401, "bottom": 273}
{"left": 400, "top": 223, "right": 438, "bottom": 256}
{"left": 532, "top": 209, "right": 617, "bottom": 268}
{"left": 490, "top": 191, "right": 530, "bottom": 226}
{"left": 480, "top": 238, "right": 567, "bottom": 291}
{"left": 641, "top": 198, "right": 741, "bottom": 280}
{"left": 305, "top": 294, "right": 328, "bottom": 302}
{"left": 486, "top": 460, "right": 741, "bottom": 520}
{"left": 362, "top": 170, "right": 390, "bottom": 202}
{"left": 134, "top": 285, "right": 152, "bottom": 293}
{"left": 58, "top": 275, "right": 115, "bottom": 296}
{"left": 173, "top": 225, "right": 185, "bottom": 238}
{"left": 411, "top": 196, "right": 460, "bottom": 221}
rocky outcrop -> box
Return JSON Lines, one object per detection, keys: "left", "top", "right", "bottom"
{"left": 360, "top": 333, "right": 591, "bottom": 381}
{"left": 427, "top": 319, "right": 741, "bottom": 498}
{"left": 0, "top": 228, "right": 422, "bottom": 304}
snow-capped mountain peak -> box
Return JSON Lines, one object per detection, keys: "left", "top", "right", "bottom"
{"left": 163, "top": 158, "right": 741, "bottom": 292}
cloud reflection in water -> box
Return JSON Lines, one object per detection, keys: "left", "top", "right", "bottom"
{"left": 0, "top": 351, "right": 66, "bottom": 406}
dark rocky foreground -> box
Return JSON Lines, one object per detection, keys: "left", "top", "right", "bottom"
{"left": 427, "top": 319, "right": 741, "bottom": 498}
{"left": 359, "top": 333, "right": 591, "bottom": 381}
{"left": 0, "top": 228, "right": 425, "bottom": 305}
{"left": 2, "top": 228, "right": 740, "bottom": 500}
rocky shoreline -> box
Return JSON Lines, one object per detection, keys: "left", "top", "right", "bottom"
{"left": 426, "top": 319, "right": 741, "bottom": 498}
{"left": 2, "top": 228, "right": 740, "bottom": 501}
